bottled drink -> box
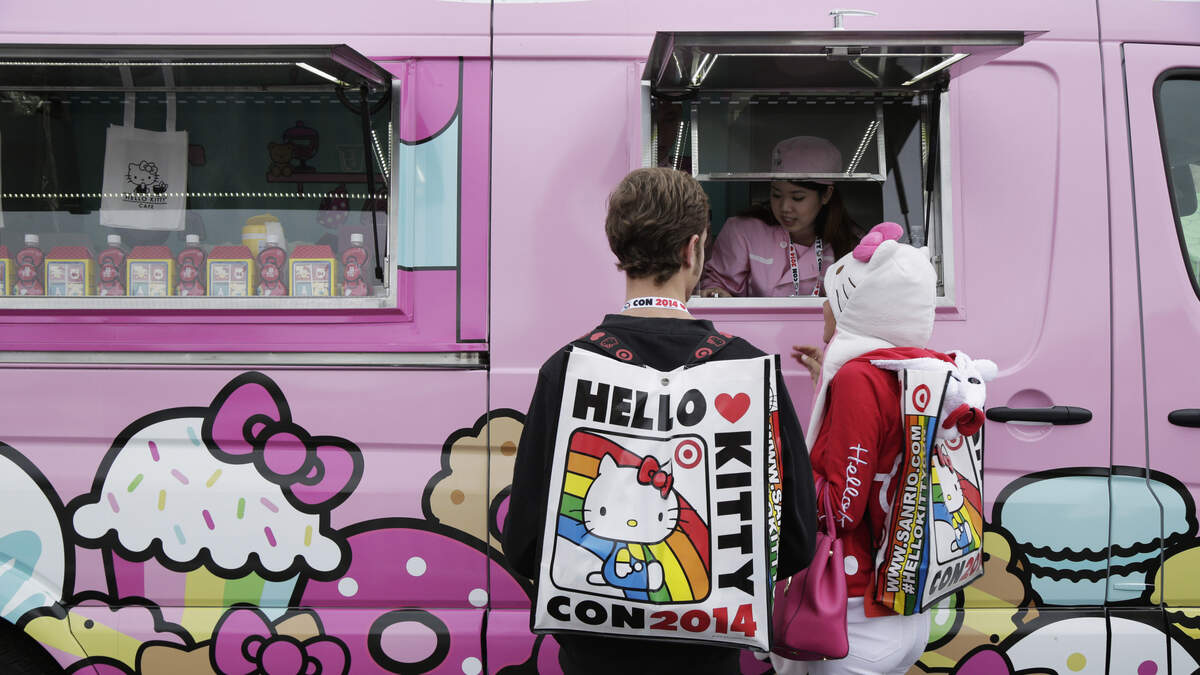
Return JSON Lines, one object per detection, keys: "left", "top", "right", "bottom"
{"left": 342, "top": 233, "right": 369, "bottom": 297}
{"left": 15, "top": 233, "right": 44, "bottom": 296}
{"left": 256, "top": 233, "right": 288, "bottom": 296}
{"left": 176, "top": 234, "right": 206, "bottom": 296}
{"left": 98, "top": 234, "right": 127, "bottom": 297}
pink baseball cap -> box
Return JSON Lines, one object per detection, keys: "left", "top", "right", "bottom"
{"left": 770, "top": 136, "right": 843, "bottom": 184}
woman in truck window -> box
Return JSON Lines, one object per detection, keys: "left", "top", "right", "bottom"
{"left": 697, "top": 136, "right": 863, "bottom": 298}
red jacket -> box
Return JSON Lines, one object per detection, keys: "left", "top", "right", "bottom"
{"left": 809, "top": 347, "right": 955, "bottom": 601}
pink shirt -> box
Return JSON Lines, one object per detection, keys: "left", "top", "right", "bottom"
{"left": 700, "top": 216, "right": 836, "bottom": 297}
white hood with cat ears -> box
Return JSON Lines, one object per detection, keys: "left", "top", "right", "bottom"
{"left": 823, "top": 223, "right": 937, "bottom": 351}
{"left": 805, "top": 223, "right": 938, "bottom": 448}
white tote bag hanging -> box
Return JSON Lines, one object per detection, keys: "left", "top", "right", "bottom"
{"left": 100, "top": 66, "right": 188, "bottom": 231}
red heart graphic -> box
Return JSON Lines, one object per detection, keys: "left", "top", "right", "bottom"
{"left": 715, "top": 393, "right": 751, "bottom": 424}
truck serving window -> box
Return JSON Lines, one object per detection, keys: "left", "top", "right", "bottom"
{"left": 1156, "top": 73, "right": 1200, "bottom": 298}
{"left": 642, "top": 30, "right": 1036, "bottom": 307}
{"left": 0, "top": 45, "right": 394, "bottom": 307}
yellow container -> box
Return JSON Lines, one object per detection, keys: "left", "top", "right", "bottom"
{"left": 126, "top": 246, "right": 175, "bottom": 297}
{"left": 0, "top": 247, "right": 13, "bottom": 295}
{"left": 289, "top": 245, "right": 339, "bottom": 297}
{"left": 207, "top": 246, "right": 256, "bottom": 298}
{"left": 242, "top": 214, "right": 286, "bottom": 257}
{"left": 46, "top": 246, "right": 96, "bottom": 297}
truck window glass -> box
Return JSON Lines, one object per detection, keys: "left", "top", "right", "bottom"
{"left": 1156, "top": 74, "right": 1200, "bottom": 296}
{"left": 0, "top": 56, "right": 393, "bottom": 306}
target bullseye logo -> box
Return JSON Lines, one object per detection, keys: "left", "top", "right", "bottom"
{"left": 675, "top": 439, "right": 702, "bottom": 469}
{"left": 913, "top": 384, "right": 931, "bottom": 412}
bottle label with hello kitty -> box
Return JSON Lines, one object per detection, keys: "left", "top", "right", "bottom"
{"left": 534, "top": 347, "right": 782, "bottom": 651}
{"left": 874, "top": 368, "right": 985, "bottom": 615}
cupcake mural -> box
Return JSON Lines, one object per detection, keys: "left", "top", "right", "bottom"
{"left": 68, "top": 372, "right": 363, "bottom": 641}
{"left": 994, "top": 467, "right": 1196, "bottom": 606}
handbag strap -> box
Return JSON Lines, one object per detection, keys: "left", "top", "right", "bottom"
{"left": 814, "top": 476, "right": 838, "bottom": 538}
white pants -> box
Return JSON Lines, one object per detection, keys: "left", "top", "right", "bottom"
{"left": 769, "top": 598, "right": 930, "bottom": 675}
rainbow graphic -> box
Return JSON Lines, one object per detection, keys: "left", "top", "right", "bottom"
{"left": 556, "top": 430, "right": 711, "bottom": 603}
{"left": 877, "top": 413, "right": 934, "bottom": 616}
{"left": 931, "top": 463, "right": 984, "bottom": 557}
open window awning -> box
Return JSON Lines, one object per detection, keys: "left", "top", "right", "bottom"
{"left": 0, "top": 44, "right": 391, "bottom": 92}
{"left": 644, "top": 30, "right": 1042, "bottom": 95}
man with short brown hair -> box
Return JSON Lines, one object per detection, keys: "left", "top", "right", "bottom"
{"left": 504, "top": 167, "right": 816, "bottom": 674}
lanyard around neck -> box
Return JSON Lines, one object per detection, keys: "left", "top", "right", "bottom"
{"left": 623, "top": 296, "right": 688, "bottom": 312}
{"left": 787, "top": 237, "right": 824, "bottom": 297}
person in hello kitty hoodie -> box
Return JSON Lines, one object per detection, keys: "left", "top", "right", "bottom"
{"left": 776, "top": 222, "right": 990, "bottom": 675}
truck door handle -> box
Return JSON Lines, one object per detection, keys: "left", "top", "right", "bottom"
{"left": 985, "top": 406, "right": 1093, "bottom": 425}
{"left": 1168, "top": 409, "right": 1200, "bottom": 428}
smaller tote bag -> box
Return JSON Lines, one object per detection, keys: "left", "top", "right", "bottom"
{"left": 100, "top": 66, "right": 188, "bottom": 231}
{"left": 771, "top": 478, "right": 848, "bottom": 661}
{"left": 874, "top": 368, "right": 985, "bottom": 615}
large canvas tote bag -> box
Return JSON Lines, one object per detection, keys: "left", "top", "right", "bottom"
{"left": 874, "top": 368, "right": 985, "bottom": 614}
{"left": 100, "top": 67, "right": 187, "bottom": 231}
{"left": 533, "top": 343, "right": 784, "bottom": 651}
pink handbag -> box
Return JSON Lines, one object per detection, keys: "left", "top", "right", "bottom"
{"left": 771, "top": 478, "right": 849, "bottom": 660}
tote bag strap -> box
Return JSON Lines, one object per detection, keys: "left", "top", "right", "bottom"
{"left": 163, "top": 65, "right": 177, "bottom": 131}
{"left": 120, "top": 66, "right": 136, "bottom": 127}
{"left": 118, "top": 66, "right": 177, "bottom": 131}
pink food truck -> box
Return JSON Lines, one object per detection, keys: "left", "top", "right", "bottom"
{"left": 1, "top": 0, "right": 1199, "bottom": 673}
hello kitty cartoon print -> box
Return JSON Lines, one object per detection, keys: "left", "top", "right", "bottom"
{"left": 534, "top": 344, "right": 783, "bottom": 650}
{"left": 582, "top": 453, "right": 678, "bottom": 593}
{"left": 126, "top": 160, "right": 165, "bottom": 195}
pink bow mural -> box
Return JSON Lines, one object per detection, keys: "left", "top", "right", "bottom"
{"left": 204, "top": 374, "right": 363, "bottom": 513}
{"left": 212, "top": 607, "right": 349, "bottom": 675}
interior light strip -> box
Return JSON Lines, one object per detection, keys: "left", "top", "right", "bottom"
{"left": 689, "top": 54, "right": 719, "bottom": 88}
{"left": 370, "top": 128, "right": 389, "bottom": 176}
{"left": 296, "top": 62, "right": 350, "bottom": 87}
{"left": 901, "top": 53, "right": 967, "bottom": 86}
{"left": 844, "top": 120, "right": 880, "bottom": 175}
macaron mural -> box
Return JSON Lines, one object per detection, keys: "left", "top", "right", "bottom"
{"left": 994, "top": 467, "right": 1197, "bottom": 606}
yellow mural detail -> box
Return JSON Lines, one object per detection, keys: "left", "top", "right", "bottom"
{"left": 913, "top": 529, "right": 1039, "bottom": 672}
{"left": 26, "top": 608, "right": 147, "bottom": 668}
{"left": 23, "top": 614, "right": 88, "bottom": 659}
{"left": 181, "top": 566, "right": 228, "bottom": 641}
{"left": 1150, "top": 544, "right": 1200, "bottom": 639}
